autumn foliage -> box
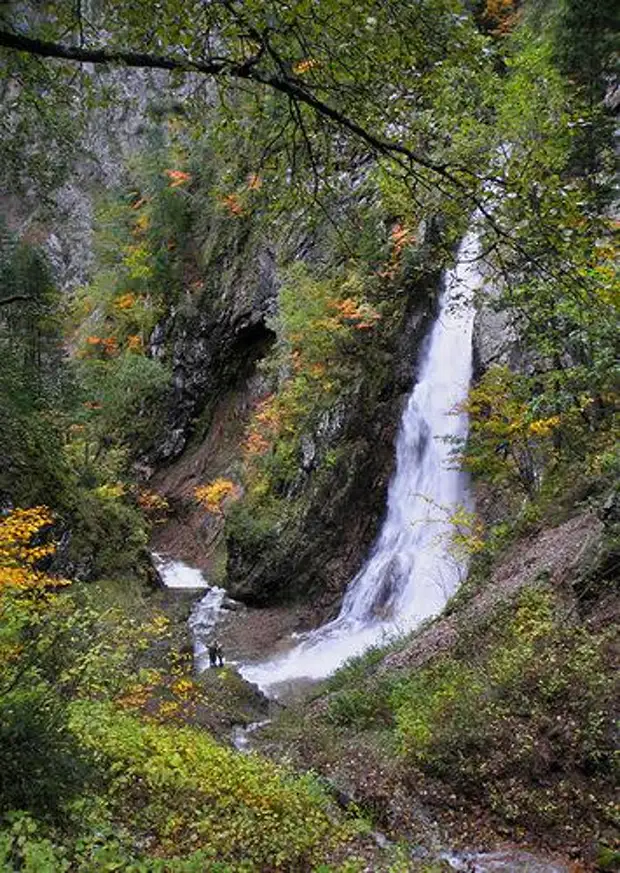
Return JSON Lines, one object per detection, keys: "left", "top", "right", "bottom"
{"left": 459, "top": 366, "right": 564, "bottom": 497}
{"left": 114, "top": 293, "right": 137, "bottom": 310}
{"left": 195, "top": 478, "right": 240, "bottom": 516}
{"left": 164, "top": 169, "right": 192, "bottom": 188}
{"left": 378, "top": 222, "right": 415, "bottom": 280}
{"left": 237, "top": 266, "right": 385, "bottom": 499}
{"left": 220, "top": 172, "right": 266, "bottom": 217}
{"left": 483, "top": 0, "right": 520, "bottom": 35}
{"left": 243, "top": 394, "right": 282, "bottom": 460}
{"left": 0, "top": 506, "right": 67, "bottom": 590}
{"left": 329, "top": 297, "right": 381, "bottom": 330}
{"left": 135, "top": 488, "right": 170, "bottom": 521}
{"left": 220, "top": 192, "right": 245, "bottom": 216}
{"left": 292, "top": 58, "right": 319, "bottom": 74}
{"left": 83, "top": 334, "right": 120, "bottom": 358}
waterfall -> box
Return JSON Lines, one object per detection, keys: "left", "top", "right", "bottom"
{"left": 240, "top": 228, "right": 482, "bottom": 696}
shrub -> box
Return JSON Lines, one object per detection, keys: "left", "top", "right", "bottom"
{"left": 68, "top": 701, "right": 358, "bottom": 870}
{"left": 66, "top": 489, "right": 148, "bottom": 579}
{"left": 390, "top": 588, "right": 617, "bottom": 829}
{"left": 0, "top": 689, "right": 91, "bottom": 820}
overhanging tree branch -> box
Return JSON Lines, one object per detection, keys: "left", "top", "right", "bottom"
{"left": 0, "top": 29, "right": 603, "bottom": 303}
{"left": 0, "top": 29, "right": 230, "bottom": 74}
{"left": 0, "top": 294, "right": 33, "bottom": 307}
{"left": 0, "top": 29, "right": 457, "bottom": 183}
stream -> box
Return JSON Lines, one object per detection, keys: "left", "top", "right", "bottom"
{"left": 442, "top": 851, "right": 572, "bottom": 872}
{"left": 152, "top": 553, "right": 231, "bottom": 673}
{"left": 152, "top": 552, "right": 209, "bottom": 589}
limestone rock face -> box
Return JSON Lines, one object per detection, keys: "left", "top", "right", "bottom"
{"left": 472, "top": 283, "right": 523, "bottom": 377}
{"left": 224, "top": 274, "right": 439, "bottom": 614}
{"left": 17, "top": 61, "right": 452, "bottom": 611}
{"left": 150, "top": 243, "right": 278, "bottom": 464}
{"left": 10, "top": 67, "right": 188, "bottom": 294}
{"left": 148, "top": 236, "right": 440, "bottom": 614}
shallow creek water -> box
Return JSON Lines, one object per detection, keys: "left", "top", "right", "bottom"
{"left": 151, "top": 553, "right": 229, "bottom": 672}
{"left": 442, "top": 850, "right": 572, "bottom": 872}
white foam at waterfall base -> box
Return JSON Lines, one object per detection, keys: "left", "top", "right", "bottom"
{"left": 151, "top": 554, "right": 228, "bottom": 669}
{"left": 240, "top": 229, "right": 483, "bottom": 697}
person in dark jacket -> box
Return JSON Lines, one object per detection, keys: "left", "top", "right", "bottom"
{"left": 207, "top": 642, "right": 218, "bottom": 668}
{"left": 215, "top": 640, "right": 224, "bottom": 667}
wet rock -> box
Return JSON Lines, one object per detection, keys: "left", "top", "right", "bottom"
{"left": 50, "top": 528, "right": 95, "bottom": 582}
{"left": 598, "top": 488, "right": 620, "bottom": 523}
{"left": 156, "top": 426, "right": 188, "bottom": 461}
{"left": 316, "top": 403, "right": 348, "bottom": 443}
{"left": 443, "top": 849, "right": 572, "bottom": 872}
{"left": 300, "top": 434, "right": 317, "bottom": 471}
{"left": 372, "top": 831, "right": 391, "bottom": 850}
{"left": 472, "top": 294, "right": 522, "bottom": 377}
{"left": 147, "top": 553, "right": 165, "bottom": 589}
{"left": 193, "top": 666, "right": 270, "bottom": 740}
{"left": 149, "top": 285, "right": 278, "bottom": 466}
{"left": 231, "top": 718, "right": 272, "bottom": 752}
{"left": 149, "top": 320, "right": 168, "bottom": 360}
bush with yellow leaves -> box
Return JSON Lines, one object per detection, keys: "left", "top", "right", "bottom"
{"left": 0, "top": 506, "right": 67, "bottom": 591}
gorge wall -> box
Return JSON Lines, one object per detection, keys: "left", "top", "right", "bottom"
{"left": 147, "top": 214, "right": 445, "bottom": 618}
{"left": 2, "top": 63, "right": 520, "bottom": 617}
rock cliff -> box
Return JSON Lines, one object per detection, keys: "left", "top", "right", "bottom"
{"left": 149, "top": 219, "right": 443, "bottom": 616}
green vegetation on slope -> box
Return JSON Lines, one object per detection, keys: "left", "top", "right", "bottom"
{"left": 0, "top": 516, "right": 372, "bottom": 871}
{"left": 265, "top": 523, "right": 617, "bottom": 856}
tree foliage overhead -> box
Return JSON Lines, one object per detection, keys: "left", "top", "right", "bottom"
{"left": 1, "top": 0, "right": 616, "bottom": 282}
{"left": 0, "top": 0, "right": 498, "bottom": 205}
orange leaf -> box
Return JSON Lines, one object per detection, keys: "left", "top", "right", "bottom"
{"left": 164, "top": 169, "right": 192, "bottom": 188}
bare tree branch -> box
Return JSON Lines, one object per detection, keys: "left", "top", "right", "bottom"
{"left": 0, "top": 294, "right": 33, "bottom": 306}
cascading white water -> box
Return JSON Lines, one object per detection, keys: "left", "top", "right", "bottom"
{"left": 151, "top": 552, "right": 231, "bottom": 670}
{"left": 152, "top": 552, "right": 209, "bottom": 589}
{"left": 241, "top": 228, "right": 484, "bottom": 696}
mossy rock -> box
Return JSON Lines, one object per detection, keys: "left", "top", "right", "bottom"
{"left": 597, "top": 846, "right": 620, "bottom": 871}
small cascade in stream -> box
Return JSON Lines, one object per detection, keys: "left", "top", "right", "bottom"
{"left": 189, "top": 586, "right": 229, "bottom": 672}
{"left": 152, "top": 553, "right": 209, "bottom": 589}
{"left": 241, "top": 226, "right": 484, "bottom": 696}
{"left": 151, "top": 553, "right": 229, "bottom": 671}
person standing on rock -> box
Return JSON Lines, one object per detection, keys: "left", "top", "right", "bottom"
{"left": 215, "top": 640, "right": 224, "bottom": 667}
{"left": 207, "top": 641, "right": 218, "bottom": 668}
